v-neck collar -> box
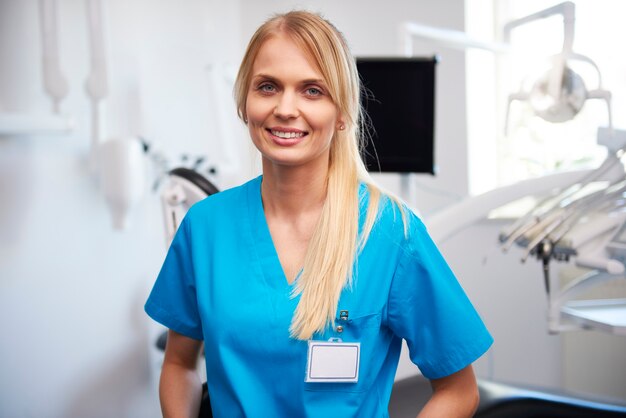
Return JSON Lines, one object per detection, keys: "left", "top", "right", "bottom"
{"left": 247, "top": 175, "right": 294, "bottom": 291}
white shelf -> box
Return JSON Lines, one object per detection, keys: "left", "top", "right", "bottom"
{"left": 561, "top": 298, "right": 626, "bottom": 336}
{"left": 0, "top": 112, "right": 73, "bottom": 136}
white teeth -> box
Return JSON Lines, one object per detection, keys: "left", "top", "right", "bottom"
{"left": 271, "top": 130, "right": 304, "bottom": 139}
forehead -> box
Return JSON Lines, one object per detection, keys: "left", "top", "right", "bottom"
{"left": 251, "top": 33, "right": 324, "bottom": 81}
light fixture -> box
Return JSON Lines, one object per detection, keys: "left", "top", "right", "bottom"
{"left": 504, "top": 2, "right": 612, "bottom": 132}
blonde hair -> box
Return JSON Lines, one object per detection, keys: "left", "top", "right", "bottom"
{"left": 234, "top": 11, "right": 405, "bottom": 340}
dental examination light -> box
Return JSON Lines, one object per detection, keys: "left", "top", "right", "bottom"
{"left": 401, "top": 2, "right": 612, "bottom": 133}
{"left": 503, "top": 1, "right": 613, "bottom": 134}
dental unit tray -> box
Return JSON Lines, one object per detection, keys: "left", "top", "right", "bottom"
{"left": 560, "top": 299, "right": 626, "bottom": 336}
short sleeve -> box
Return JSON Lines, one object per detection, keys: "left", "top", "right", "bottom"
{"left": 144, "top": 217, "right": 203, "bottom": 340}
{"left": 386, "top": 218, "right": 492, "bottom": 379}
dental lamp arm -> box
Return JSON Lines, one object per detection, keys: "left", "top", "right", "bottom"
{"left": 502, "top": 1, "right": 575, "bottom": 45}
{"left": 568, "top": 52, "right": 613, "bottom": 132}
{"left": 503, "top": 1, "right": 576, "bottom": 100}
{"left": 399, "top": 22, "right": 510, "bottom": 57}
{"left": 587, "top": 89, "right": 613, "bottom": 133}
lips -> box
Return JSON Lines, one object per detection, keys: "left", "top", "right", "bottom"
{"left": 266, "top": 127, "right": 309, "bottom": 146}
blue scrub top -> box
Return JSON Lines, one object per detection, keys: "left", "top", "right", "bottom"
{"left": 145, "top": 176, "right": 493, "bottom": 417}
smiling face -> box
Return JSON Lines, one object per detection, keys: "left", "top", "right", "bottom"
{"left": 245, "top": 32, "right": 342, "bottom": 173}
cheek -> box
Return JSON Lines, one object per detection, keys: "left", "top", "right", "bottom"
{"left": 309, "top": 106, "right": 338, "bottom": 135}
{"left": 297, "top": 96, "right": 332, "bottom": 118}
{"left": 245, "top": 96, "right": 271, "bottom": 125}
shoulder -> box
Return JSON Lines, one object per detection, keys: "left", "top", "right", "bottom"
{"left": 184, "top": 176, "right": 260, "bottom": 225}
{"left": 360, "top": 184, "right": 432, "bottom": 256}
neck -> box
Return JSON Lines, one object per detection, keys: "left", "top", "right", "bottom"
{"left": 260, "top": 159, "right": 329, "bottom": 217}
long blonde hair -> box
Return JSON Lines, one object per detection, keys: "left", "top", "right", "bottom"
{"left": 234, "top": 11, "right": 404, "bottom": 340}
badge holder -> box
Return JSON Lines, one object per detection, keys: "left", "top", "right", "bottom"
{"left": 305, "top": 338, "right": 360, "bottom": 383}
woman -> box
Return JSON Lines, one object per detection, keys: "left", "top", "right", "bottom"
{"left": 145, "top": 10, "right": 492, "bottom": 418}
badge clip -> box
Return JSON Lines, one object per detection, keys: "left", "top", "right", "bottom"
{"left": 339, "top": 310, "right": 349, "bottom": 321}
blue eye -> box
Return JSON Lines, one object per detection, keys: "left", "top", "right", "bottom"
{"left": 305, "top": 87, "right": 322, "bottom": 97}
{"left": 258, "top": 83, "right": 276, "bottom": 93}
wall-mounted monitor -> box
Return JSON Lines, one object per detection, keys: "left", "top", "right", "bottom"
{"left": 357, "top": 57, "right": 437, "bottom": 174}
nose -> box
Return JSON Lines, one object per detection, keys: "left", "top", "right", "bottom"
{"left": 273, "top": 91, "right": 299, "bottom": 120}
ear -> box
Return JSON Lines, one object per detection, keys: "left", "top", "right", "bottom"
{"left": 336, "top": 114, "right": 346, "bottom": 131}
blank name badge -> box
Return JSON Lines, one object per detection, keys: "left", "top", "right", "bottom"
{"left": 305, "top": 340, "right": 360, "bottom": 383}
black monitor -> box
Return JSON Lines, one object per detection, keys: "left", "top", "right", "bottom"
{"left": 357, "top": 57, "right": 437, "bottom": 174}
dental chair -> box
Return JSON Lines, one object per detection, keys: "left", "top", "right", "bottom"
{"left": 475, "top": 379, "right": 626, "bottom": 418}
{"left": 389, "top": 374, "right": 626, "bottom": 417}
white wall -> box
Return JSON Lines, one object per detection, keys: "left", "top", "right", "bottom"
{"left": 0, "top": 1, "right": 244, "bottom": 417}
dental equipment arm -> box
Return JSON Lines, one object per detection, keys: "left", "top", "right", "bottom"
{"left": 3, "top": 0, "right": 74, "bottom": 137}
{"left": 84, "top": 0, "right": 108, "bottom": 171}
{"left": 499, "top": 150, "right": 625, "bottom": 251}
{"left": 39, "top": 0, "right": 68, "bottom": 114}
{"left": 496, "top": 129, "right": 626, "bottom": 335}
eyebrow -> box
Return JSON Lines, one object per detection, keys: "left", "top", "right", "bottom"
{"left": 252, "top": 73, "right": 326, "bottom": 85}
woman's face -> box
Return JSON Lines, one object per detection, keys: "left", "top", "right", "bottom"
{"left": 245, "top": 33, "right": 341, "bottom": 171}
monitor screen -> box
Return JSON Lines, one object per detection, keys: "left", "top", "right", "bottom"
{"left": 356, "top": 57, "right": 437, "bottom": 174}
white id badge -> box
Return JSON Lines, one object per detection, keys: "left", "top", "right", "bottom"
{"left": 305, "top": 340, "right": 360, "bottom": 383}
